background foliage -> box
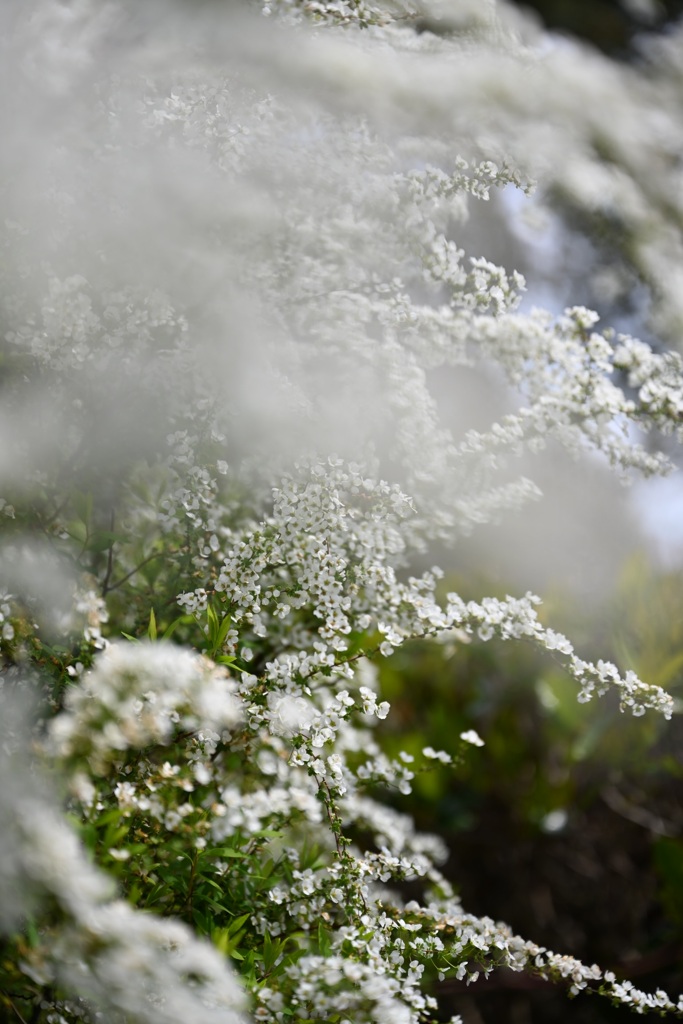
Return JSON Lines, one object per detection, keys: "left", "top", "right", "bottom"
{"left": 377, "top": 557, "right": 683, "bottom": 1021}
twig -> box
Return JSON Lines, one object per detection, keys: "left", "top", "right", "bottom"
{"left": 101, "top": 508, "right": 116, "bottom": 596}
{"left": 105, "top": 551, "right": 164, "bottom": 593}
{"left": 7, "top": 998, "right": 29, "bottom": 1024}
{"left": 601, "top": 784, "right": 677, "bottom": 838}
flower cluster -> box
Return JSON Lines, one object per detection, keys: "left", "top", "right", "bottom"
{"left": 49, "top": 642, "right": 243, "bottom": 774}
{"left": 0, "top": 703, "right": 247, "bottom": 1024}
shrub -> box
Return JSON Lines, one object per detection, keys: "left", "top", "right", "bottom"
{"left": 2, "top": 2, "right": 683, "bottom": 1022}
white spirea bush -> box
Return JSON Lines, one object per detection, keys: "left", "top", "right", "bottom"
{"left": 2, "top": 0, "right": 683, "bottom": 1021}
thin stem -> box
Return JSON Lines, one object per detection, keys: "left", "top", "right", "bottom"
{"left": 184, "top": 854, "right": 198, "bottom": 921}
{"left": 7, "top": 999, "right": 29, "bottom": 1024}
{"left": 318, "top": 779, "right": 367, "bottom": 912}
{"left": 101, "top": 508, "right": 117, "bottom": 596}
{"left": 105, "top": 551, "right": 165, "bottom": 593}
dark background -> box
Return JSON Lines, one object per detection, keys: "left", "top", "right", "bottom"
{"left": 512, "top": 0, "right": 683, "bottom": 56}
{"left": 378, "top": 558, "right": 683, "bottom": 1023}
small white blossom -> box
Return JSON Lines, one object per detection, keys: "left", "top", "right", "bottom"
{"left": 460, "top": 730, "right": 484, "bottom": 747}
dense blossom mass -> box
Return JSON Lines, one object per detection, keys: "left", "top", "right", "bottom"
{"left": 2, "top": 1, "right": 683, "bottom": 1022}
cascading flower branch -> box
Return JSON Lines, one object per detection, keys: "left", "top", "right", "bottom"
{"left": 2, "top": 0, "right": 683, "bottom": 1022}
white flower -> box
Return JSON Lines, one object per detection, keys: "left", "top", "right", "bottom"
{"left": 459, "top": 729, "right": 484, "bottom": 747}
{"left": 50, "top": 643, "right": 242, "bottom": 771}
{"left": 267, "top": 693, "right": 317, "bottom": 737}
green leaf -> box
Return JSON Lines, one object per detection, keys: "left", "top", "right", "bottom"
{"left": 263, "top": 931, "right": 281, "bottom": 973}
{"left": 206, "top": 603, "right": 219, "bottom": 645}
{"left": 95, "top": 808, "right": 125, "bottom": 826}
{"left": 161, "top": 613, "right": 194, "bottom": 641}
{"left": 196, "top": 876, "right": 227, "bottom": 894}
{"left": 67, "top": 519, "right": 88, "bottom": 545}
{"left": 205, "top": 601, "right": 234, "bottom": 657}
{"left": 88, "top": 530, "right": 126, "bottom": 553}
{"left": 211, "top": 927, "right": 231, "bottom": 955}
{"left": 223, "top": 659, "right": 250, "bottom": 674}
{"left": 147, "top": 607, "right": 157, "bottom": 641}
{"left": 24, "top": 917, "right": 40, "bottom": 949}
{"left": 317, "top": 921, "right": 331, "bottom": 957}
{"left": 228, "top": 913, "right": 251, "bottom": 933}
{"left": 258, "top": 858, "right": 276, "bottom": 880}
{"left": 203, "top": 895, "right": 232, "bottom": 915}
{"left": 192, "top": 908, "right": 213, "bottom": 932}
{"left": 215, "top": 612, "right": 234, "bottom": 651}
{"left": 143, "top": 882, "right": 168, "bottom": 908}
{"left": 72, "top": 491, "right": 93, "bottom": 526}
